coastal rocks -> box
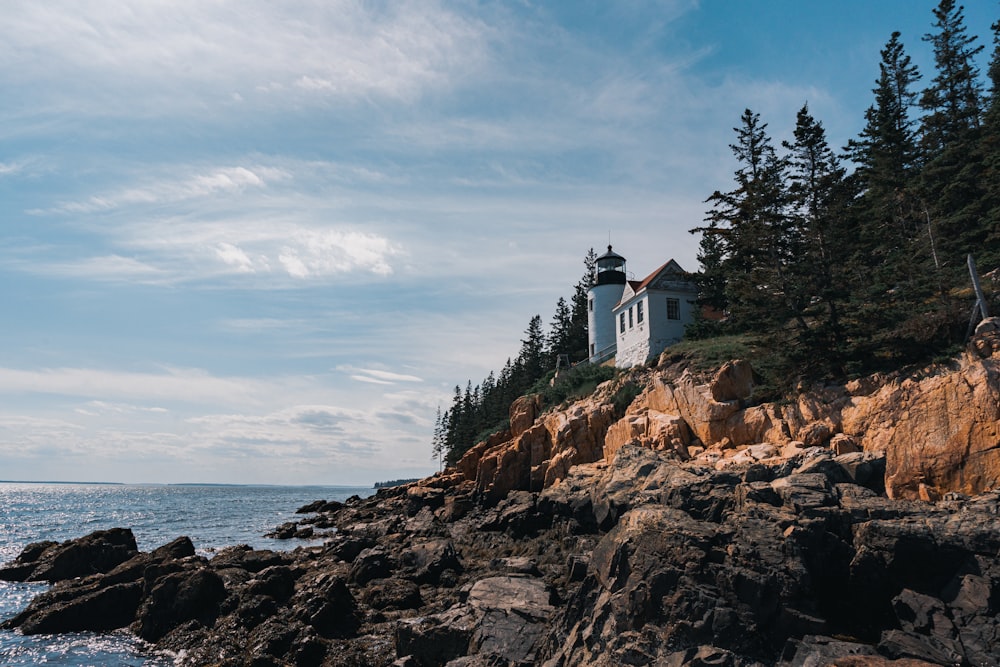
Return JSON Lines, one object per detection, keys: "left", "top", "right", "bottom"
{"left": 6, "top": 445, "right": 1000, "bottom": 665}
{"left": 136, "top": 567, "right": 227, "bottom": 642}
{"left": 617, "top": 351, "right": 1000, "bottom": 501}
{"left": 459, "top": 394, "right": 617, "bottom": 503}
{"left": 1, "top": 532, "right": 198, "bottom": 635}
{"left": 860, "top": 354, "right": 1000, "bottom": 500}
{"left": 0, "top": 527, "right": 138, "bottom": 583}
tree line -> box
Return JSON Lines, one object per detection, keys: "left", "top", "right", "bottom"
{"left": 431, "top": 250, "right": 597, "bottom": 467}
{"left": 693, "top": 0, "right": 1000, "bottom": 382}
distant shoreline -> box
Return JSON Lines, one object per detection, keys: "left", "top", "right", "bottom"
{"left": 0, "top": 480, "right": 374, "bottom": 488}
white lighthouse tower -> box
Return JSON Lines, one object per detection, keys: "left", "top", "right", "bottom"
{"left": 587, "top": 245, "right": 627, "bottom": 364}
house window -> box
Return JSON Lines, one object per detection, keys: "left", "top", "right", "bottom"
{"left": 637, "top": 300, "right": 644, "bottom": 324}
{"left": 666, "top": 298, "right": 680, "bottom": 320}
{"left": 628, "top": 307, "right": 633, "bottom": 329}
{"left": 588, "top": 298, "right": 593, "bottom": 312}
{"left": 620, "top": 312, "right": 626, "bottom": 333}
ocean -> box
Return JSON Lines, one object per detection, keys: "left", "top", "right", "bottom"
{"left": 0, "top": 482, "right": 373, "bottom": 666}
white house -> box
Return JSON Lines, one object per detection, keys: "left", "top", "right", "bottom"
{"left": 587, "top": 247, "right": 698, "bottom": 368}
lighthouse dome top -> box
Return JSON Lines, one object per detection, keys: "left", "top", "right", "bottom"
{"left": 596, "top": 245, "right": 625, "bottom": 264}
{"left": 594, "top": 245, "right": 626, "bottom": 286}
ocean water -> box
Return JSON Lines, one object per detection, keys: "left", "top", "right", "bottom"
{"left": 0, "top": 482, "right": 373, "bottom": 666}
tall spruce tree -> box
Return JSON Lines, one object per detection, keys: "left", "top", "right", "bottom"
{"left": 546, "top": 297, "right": 572, "bottom": 366}
{"left": 518, "top": 315, "right": 547, "bottom": 382}
{"left": 976, "top": 19, "right": 1000, "bottom": 270}
{"left": 847, "top": 32, "right": 922, "bottom": 193}
{"left": 567, "top": 248, "right": 597, "bottom": 361}
{"left": 702, "top": 109, "right": 793, "bottom": 333}
{"left": 919, "top": 0, "right": 986, "bottom": 272}
{"left": 783, "top": 104, "right": 850, "bottom": 371}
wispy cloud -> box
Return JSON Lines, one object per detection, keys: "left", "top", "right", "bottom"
{"left": 340, "top": 366, "right": 423, "bottom": 385}
{"left": 37, "top": 166, "right": 285, "bottom": 214}
{"left": 0, "top": 1, "right": 492, "bottom": 115}
{"left": 0, "top": 366, "right": 278, "bottom": 408}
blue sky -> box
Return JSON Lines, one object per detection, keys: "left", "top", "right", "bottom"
{"left": 1, "top": 1, "right": 996, "bottom": 485}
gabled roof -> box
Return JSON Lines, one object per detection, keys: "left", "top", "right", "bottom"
{"left": 614, "top": 259, "right": 694, "bottom": 309}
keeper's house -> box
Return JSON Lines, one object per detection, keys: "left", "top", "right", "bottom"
{"left": 586, "top": 246, "right": 698, "bottom": 368}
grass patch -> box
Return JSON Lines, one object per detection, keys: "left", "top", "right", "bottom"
{"left": 527, "top": 363, "right": 619, "bottom": 409}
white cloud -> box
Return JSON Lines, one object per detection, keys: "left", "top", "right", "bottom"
{"left": 0, "top": 162, "right": 21, "bottom": 175}
{"left": 215, "top": 242, "right": 254, "bottom": 273}
{"left": 42, "top": 166, "right": 283, "bottom": 214}
{"left": 0, "top": 1, "right": 491, "bottom": 114}
{"left": 40, "top": 254, "right": 165, "bottom": 281}
{"left": 351, "top": 375, "right": 394, "bottom": 386}
{"left": 340, "top": 366, "right": 423, "bottom": 384}
{"left": 0, "top": 366, "right": 277, "bottom": 409}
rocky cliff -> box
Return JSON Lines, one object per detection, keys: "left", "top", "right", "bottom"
{"left": 458, "top": 316, "right": 1000, "bottom": 503}
{"left": 1, "top": 319, "right": 998, "bottom": 666}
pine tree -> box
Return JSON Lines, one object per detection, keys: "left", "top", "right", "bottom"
{"left": 919, "top": 0, "right": 986, "bottom": 272}
{"left": 567, "top": 248, "right": 597, "bottom": 361}
{"left": 846, "top": 32, "right": 922, "bottom": 194}
{"left": 920, "top": 0, "right": 984, "bottom": 153}
{"left": 702, "top": 109, "right": 792, "bottom": 332}
{"left": 517, "top": 315, "right": 547, "bottom": 383}
{"left": 783, "top": 104, "right": 851, "bottom": 371}
{"left": 546, "top": 297, "right": 572, "bottom": 366}
{"left": 976, "top": 19, "right": 1000, "bottom": 270}
{"left": 431, "top": 406, "right": 446, "bottom": 471}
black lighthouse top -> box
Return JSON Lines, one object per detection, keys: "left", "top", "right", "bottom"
{"left": 595, "top": 245, "right": 626, "bottom": 286}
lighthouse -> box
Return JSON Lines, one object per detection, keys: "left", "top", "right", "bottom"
{"left": 587, "top": 245, "right": 627, "bottom": 364}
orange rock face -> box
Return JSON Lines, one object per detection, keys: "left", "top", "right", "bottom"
{"left": 455, "top": 332, "right": 1000, "bottom": 503}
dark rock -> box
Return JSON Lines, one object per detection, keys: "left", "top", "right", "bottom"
{"left": 5, "top": 528, "right": 139, "bottom": 583}
{"left": 407, "top": 485, "right": 445, "bottom": 512}
{"left": 210, "top": 545, "right": 288, "bottom": 572}
{"left": 150, "top": 536, "right": 196, "bottom": 560}
{"left": 135, "top": 567, "right": 227, "bottom": 642}
{"left": 348, "top": 547, "right": 395, "bottom": 586}
{"left": 362, "top": 577, "right": 423, "bottom": 611}
{"left": 296, "top": 499, "right": 343, "bottom": 514}
{"left": 247, "top": 565, "right": 298, "bottom": 603}
{"left": 835, "top": 451, "right": 887, "bottom": 494}
{"left": 466, "top": 576, "right": 555, "bottom": 665}
{"left": 11, "top": 581, "right": 144, "bottom": 634}
{"left": 878, "top": 629, "right": 966, "bottom": 665}
{"left": 292, "top": 572, "right": 358, "bottom": 639}
{"left": 395, "top": 606, "right": 477, "bottom": 666}
{"left": 0, "top": 540, "right": 58, "bottom": 581}
{"left": 400, "top": 540, "right": 462, "bottom": 585}
{"left": 267, "top": 522, "right": 298, "bottom": 539}
{"left": 325, "top": 534, "right": 376, "bottom": 563}
{"left": 777, "top": 634, "right": 879, "bottom": 666}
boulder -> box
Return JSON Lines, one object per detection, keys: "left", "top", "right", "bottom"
{"left": 0, "top": 528, "right": 139, "bottom": 583}
{"left": 395, "top": 606, "right": 478, "bottom": 666}
{"left": 135, "top": 567, "right": 227, "bottom": 642}
{"left": 710, "top": 359, "right": 754, "bottom": 402}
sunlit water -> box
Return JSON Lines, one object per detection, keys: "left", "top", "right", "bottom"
{"left": 0, "top": 482, "right": 372, "bottom": 666}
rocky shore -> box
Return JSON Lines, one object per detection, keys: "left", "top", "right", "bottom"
{"left": 2, "top": 320, "right": 999, "bottom": 666}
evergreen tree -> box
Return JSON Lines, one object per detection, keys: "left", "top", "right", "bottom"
{"left": 518, "top": 315, "right": 547, "bottom": 382}
{"left": 919, "top": 0, "right": 987, "bottom": 272}
{"left": 846, "top": 32, "right": 922, "bottom": 193}
{"left": 546, "top": 297, "right": 572, "bottom": 366}
{"left": 783, "top": 104, "right": 851, "bottom": 371}
{"left": 976, "top": 18, "right": 1000, "bottom": 270}
{"left": 920, "top": 0, "right": 984, "bottom": 153}
{"left": 702, "top": 109, "right": 793, "bottom": 332}
{"left": 567, "top": 248, "right": 597, "bottom": 361}
{"left": 431, "top": 406, "right": 446, "bottom": 471}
